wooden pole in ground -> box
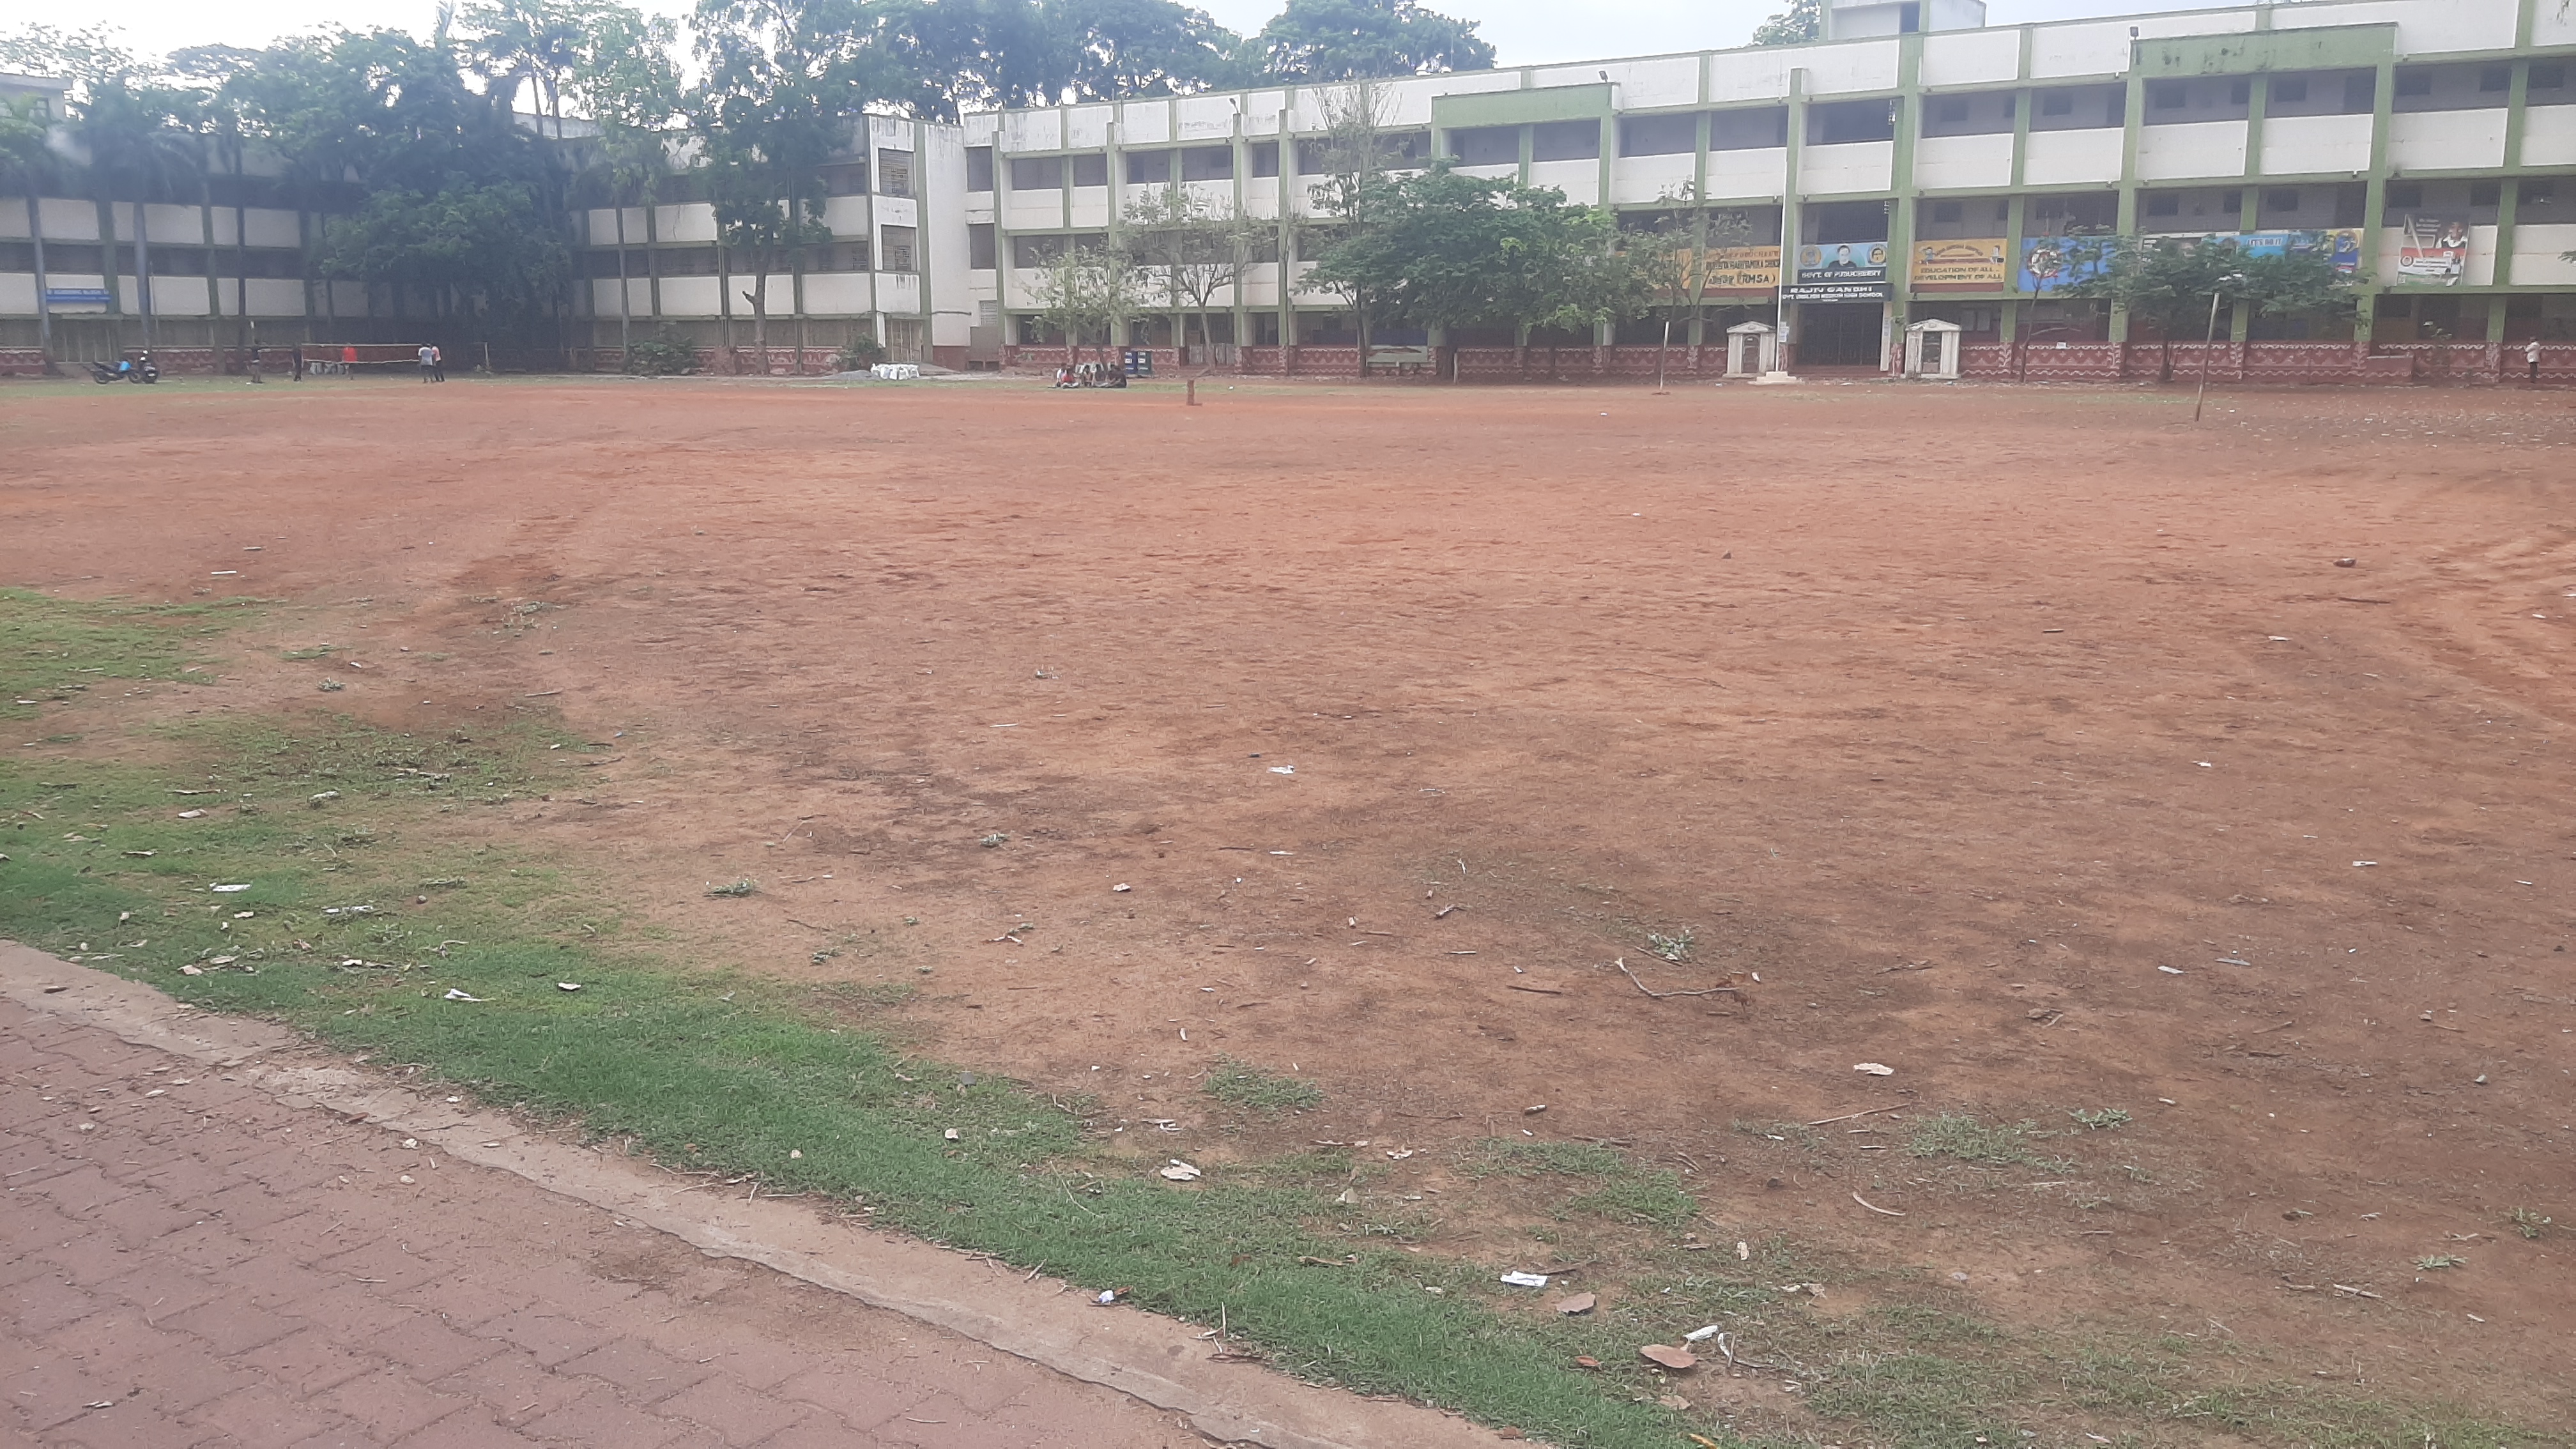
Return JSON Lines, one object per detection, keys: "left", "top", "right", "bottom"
{"left": 2193, "top": 287, "right": 2223, "bottom": 423}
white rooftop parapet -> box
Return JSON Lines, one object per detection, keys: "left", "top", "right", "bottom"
{"left": 1825, "top": 0, "right": 1988, "bottom": 40}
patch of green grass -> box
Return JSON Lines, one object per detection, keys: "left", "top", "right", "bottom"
{"left": 1644, "top": 928, "right": 1694, "bottom": 962}
{"left": 1463, "top": 1138, "right": 1698, "bottom": 1229}
{"left": 0, "top": 741, "right": 1686, "bottom": 1449}
{"left": 2069, "top": 1107, "right": 2133, "bottom": 1131}
{"left": 1, "top": 588, "right": 254, "bottom": 719}
{"left": 2509, "top": 1207, "right": 2553, "bottom": 1239}
{"left": 2416, "top": 1253, "right": 2466, "bottom": 1271}
{"left": 1908, "top": 1113, "right": 2060, "bottom": 1168}
{"left": 1204, "top": 1057, "right": 1324, "bottom": 1116}
{"left": 708, "top": 879, "right": 759, "bottom": 898}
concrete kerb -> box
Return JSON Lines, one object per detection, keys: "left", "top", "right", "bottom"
{"left": 0, "top": 940, "right": 1515, "bottom": 1449}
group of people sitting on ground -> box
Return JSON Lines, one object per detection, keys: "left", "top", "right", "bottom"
{"left": 1052, "top": 360, "right": 1127, "bottom": 389}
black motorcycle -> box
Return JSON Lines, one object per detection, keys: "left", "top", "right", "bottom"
{"left": 85, "top": 353, "right": 161, "bottom": 385}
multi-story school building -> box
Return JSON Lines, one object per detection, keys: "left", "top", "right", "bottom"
{"left": 9, "top": 0, "right": 2576, "bottom": 383}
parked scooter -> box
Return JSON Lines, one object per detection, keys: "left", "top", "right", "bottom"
{"left": 84, "top": 352, "right": 161, "bottom": 385}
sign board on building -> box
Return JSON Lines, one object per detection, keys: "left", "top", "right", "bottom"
{"left": 1695, "top": 245, "right": 1782, "bottom": 292}
{"left": 2395, "top": 215, "right": 2468, "bottom": 285}
{"left": 1783, "top": 242, "right": 1890, "bottom": 301}
{"left": 2019, "top": 236, "right": 2115, "bottom": 294}
{"left": 43, "top": 288, "right": 112, "bottom": 309}
{"left": 1910, "top": 239, "right": 2010, "bottom": 289}
{"left": 2018, "top": 229, "right": 2363, "bottom": 294}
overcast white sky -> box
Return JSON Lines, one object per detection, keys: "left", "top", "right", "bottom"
{"left": 74, "top": 0, "right": 2214, "bottom": 77}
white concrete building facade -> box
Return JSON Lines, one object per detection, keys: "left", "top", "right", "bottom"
{"left": 7, "top": 0, "right": 2576, "bottom": 381}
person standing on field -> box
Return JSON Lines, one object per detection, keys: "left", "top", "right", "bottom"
{"left": 419, "top": 343, "right": 436, "bottom": 382}
{"left": 431, "top": 344, "right": 446, "bottom": 382}
{"left": 2530, "top": 338, "right": 2545, "bottom": 384}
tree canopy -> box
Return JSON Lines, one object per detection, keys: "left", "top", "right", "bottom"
{"left": 1308, "top": 160, "right": 1638, "bottom": 361}
{"left": 1750, "top": 0, "right": 1821, "bottom": 47}
{"left": 1254, "top": 0, "right": 1495, "bottom": 80}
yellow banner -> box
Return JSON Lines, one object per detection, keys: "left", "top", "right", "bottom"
{"left": 1911, "top": 238, "right": 2010, "bottom": 287}
{"left": 1695, "top": 245, "right": 1782, "bottom": 292}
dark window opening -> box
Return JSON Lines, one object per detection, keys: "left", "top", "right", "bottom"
{"left": 1071, "top": 153, "right": 1108, "bottom": 187}
{"left": 967, "top": 223, "right": 995, "bottom": 270}
{"left": 1250, "top": 141, "right": 1279, "bottom": 177}
{"left": 2480, "top": 66, "right": 2511, "bottom": 92}
{"left": 1619, "top": 112, "right": 1698, "bottom": 156}
{"left": 2272, "top": 77, "right": 2308, "bottom": 104}
{"left": 2262, "top": 188, "right": 2298, "bottom": 211}
{"left": 2343, "top": 73, "right": 2377, "bottom": 112}
{"left": 965, "top": 146, "right": 993, "bottom": 192}
{"left": 1183, "top": 145, "right": 1234, "bottom": 181}
{"left": 1808, "top": 99, "right": 1895, "bottom": 145}
{"left": 2393, "top": 68, "right": 2432, "bottom": 97}
{"left": 1448, "top": 126, "right": 1518, "bottom": 165}
{"left": 1708, "top": 107, "right": 1788, "bottom": 150}
{"left": 1898, "top": 2, "right": 1920, "bottom": 33}
{"left": 1530, "top": 119, "right": 1600, "bottom": 162}
{"left": 2146, "top": 192, "right": 2181, "bottom": 217}
{"left": 820, "top": 163, "right": 870, "bottom": 196}
{"left": 1126, "top": 149, "right": 1172, "bottom": 183}
{"left": 2385, "top": 182, "right": 2423, "bottom": 208}
{"left": 879, "top": 224, "right": 916, "bottom": 271}
{"left": 2041, "top": 89, "right": 2074, "bottom": 116}
{"left": 1009, "top": 156, "right": 1062, "bottom": 190}
{"left": 875, "top": 150, "right": 913, "bottom": 197}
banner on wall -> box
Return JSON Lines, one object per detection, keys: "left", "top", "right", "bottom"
{"left": 1692, "top": 245, "right": 1782, "bottom": 292}
{"left": 2228, "top": 228, "right": 2365, "bottom": 273}
{"left": 1783, "top": 241, "right": 1890, "bottom": 301}
{"left": 2019, "top": 236, "right": 2114, "bottom": 294}
{"left": 2395, "top": 214, "right": 2469, "bottom": 285}
{"left": 2018, "top": 229, "right": 2366, "bottom": 293}
{"left": 1910, "top": 239, "right": 2010, "bottom": 288}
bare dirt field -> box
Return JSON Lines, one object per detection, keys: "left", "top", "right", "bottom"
{"left": 6, "top": 372, "right": 2574, "bottom": 1432}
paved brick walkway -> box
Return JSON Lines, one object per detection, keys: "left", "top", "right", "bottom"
{"left": 1, "top": 995, "right": 1216, "bottom": 1448}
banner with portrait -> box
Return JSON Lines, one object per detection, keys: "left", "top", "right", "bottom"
{"left": 2395, "top": 215, "right": 2468, "bottom": 285}
{"left": 1784, "top": 241, "right": 1891, "bottom": 300}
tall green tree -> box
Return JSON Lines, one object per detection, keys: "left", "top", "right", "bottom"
{"left": 1030, "top": 239, "right": 1147, "bottom": 364}
{"left": 1254, "top": 0, "right": 1492, "bottom": 80}
{"left": 691, "top": 0, "right": 891, "bottom": 369}
{"left": 1123, "top": 187, "right": 1262, "bottom": 363}
{"left": 70, "top": 75, "right": 204, "bottom": 346}
{"left": 1308, "top": 160, "right": 1638, "bottom": 378}
{"left": 458, "top": 0, "right": 589, "bottom": 135}
{"left": 1750, "top": 0, "right": 1822, "bottom": 46}
{"left": 0, "top": 95, "right": 56, "bottom": 358}
{"left": 564, "top": 5, "right": 684, "bottom": 353}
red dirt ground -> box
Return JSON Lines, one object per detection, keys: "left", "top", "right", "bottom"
{"left": 5, "top": 373, "right": 2573, "bottom": 1423}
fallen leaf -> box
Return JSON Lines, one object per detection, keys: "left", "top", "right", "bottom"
{"left": 1159, "top": 1160, "right": 1203, "bottom": 1182}
{"left": 1554, "top": 1292, "right": 1596, "bottom": 1315}
{"left": 1639, "top": 1344, "right": 1696, "bottom": 1370}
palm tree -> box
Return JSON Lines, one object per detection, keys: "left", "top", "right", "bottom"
{"left": 461, "top": 0, "right": 587, "bottom": 137}
{"left": 563, "top": 6, "right": 682, "bottom": 360}
{"left": 1, "top": 96, "right": 56, "bottom": 362}
{"left": 71, "top": 77, "right": 204, "bottom": 349}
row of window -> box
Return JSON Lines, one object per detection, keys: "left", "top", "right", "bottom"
{"left": 969, "top": 60, "right": 2576, "bottom": 190}
{"left": 577, "top": 231, "right": 916, "bottom": 279}
{"left": 0, "top": 241, "right": 305, "bottom": 278}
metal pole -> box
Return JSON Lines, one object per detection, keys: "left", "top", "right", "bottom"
{"left": 2192, "top": 287, "right": 2222, "bottom": 422}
